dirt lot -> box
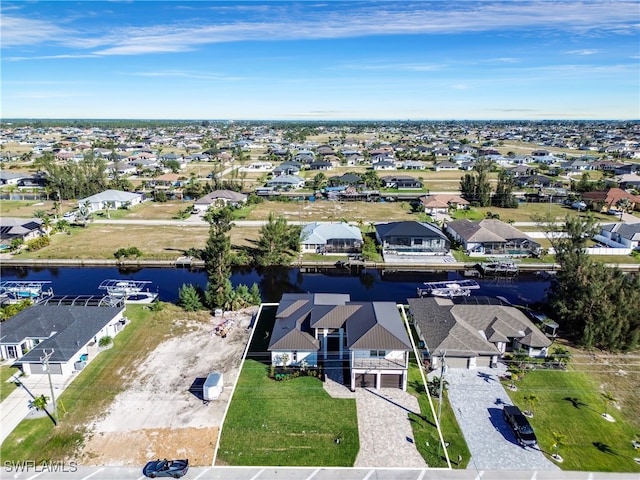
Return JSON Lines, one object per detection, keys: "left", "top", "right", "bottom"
{"left": 78, "top": 307, "right": 257, "bottom": 466}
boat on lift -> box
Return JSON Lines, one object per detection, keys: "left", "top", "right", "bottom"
{"left": 0, "top": 281, "right": 54, "bottom": 304}
{"left": 417, "top": 279, "right": 480, "bottom": 298}
{"left": 98, "top": 279, "right": 158, "bottom": 304}
{"left": 477, "top": 261, "right": 519, "bottom": 276}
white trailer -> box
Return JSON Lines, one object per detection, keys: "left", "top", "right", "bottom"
{"left": 203, "top": 372, "right": 224, "bottom": 401}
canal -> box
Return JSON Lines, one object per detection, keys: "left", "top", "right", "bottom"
{"left": 0, "top": 266, "right": 552, "bottom": 307}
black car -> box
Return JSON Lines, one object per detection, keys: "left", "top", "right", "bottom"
{"left": 503, "top": 405, "right": 537, "bottom": 447}
{"left": 143, "top": 458, "right": 189, "bottom": 478}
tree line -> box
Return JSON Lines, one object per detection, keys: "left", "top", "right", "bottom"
{"left": 459, "top": 159, "right": 518, "bottom": 208}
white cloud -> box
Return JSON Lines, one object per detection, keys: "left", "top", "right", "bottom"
{"left": 565, "top": 49, "right": 601, "bottom": 55}
{"left": 3, "top": 1, "right": 638, "bottom": 57}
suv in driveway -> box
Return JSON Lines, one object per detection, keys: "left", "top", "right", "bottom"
{"left": 503, "top": 405, "right": 537, "bottom": 447}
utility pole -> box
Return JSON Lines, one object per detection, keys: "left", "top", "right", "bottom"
{"left": 437, "top": 350, "right": 446, "bottom": 424}
{"left": 41, "top": 349, "right": 58, "bottom": 426}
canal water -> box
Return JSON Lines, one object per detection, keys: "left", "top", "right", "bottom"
{"left": 0, "top": 266, "right": 552, "bottom": 307}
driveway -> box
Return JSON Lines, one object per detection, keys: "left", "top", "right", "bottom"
{"left": 445, "top": 366, "right": 560, "bottom": 471}
{"left": 354, "top": 388, "right": 427, "bottom": 468}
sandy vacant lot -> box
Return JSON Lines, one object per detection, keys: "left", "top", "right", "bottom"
{"left": 79, "top": 307, "right": 257, "bottom": 466}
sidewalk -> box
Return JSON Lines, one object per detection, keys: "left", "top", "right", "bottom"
{"left": 1, "top": 371, "right": 76, "bottom": 444}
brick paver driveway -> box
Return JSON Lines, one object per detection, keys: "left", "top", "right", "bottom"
{"left": 445, "top": 366, "right": 560, "bottom": 471}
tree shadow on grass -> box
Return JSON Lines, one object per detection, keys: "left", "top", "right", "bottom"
{"left": 564, "top": 396, "right": 588, "bottom": 409}
{"left": 593, "top": 441, "right": 618, "bottom": 456}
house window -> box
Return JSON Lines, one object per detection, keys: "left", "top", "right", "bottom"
{"left": 292, "top": 351, "right": 298, "bottom": 362}
{"left": 7, "top": 346, "right": 17, "bottom": 359}
{"left": 369, "top": 350, "right": 386, "bottom": 357}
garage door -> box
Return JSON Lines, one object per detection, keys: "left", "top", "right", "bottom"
{"left": 28, "top": 363, "right": 63, "bottom": 375}
{"left": 476, "top": 356, "right": 492, "bottom": 368}
{"left": 380, "top": 374, "right": 402, "bottom": 388}
{"left": 355, "top": 374, "right": 376, "bottom": 388}
{"left": 446, "top": 357, "right": 469, "bottom": 369}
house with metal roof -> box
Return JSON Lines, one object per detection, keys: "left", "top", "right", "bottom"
{"left": 0, "top": 302, "right": 126, "bottom": 376}
{"left": 268, "top": 293, "right": 412, "bottom": 390}
{"left": 408, "top": 296, "right": 551, "bottom": 370}
{"left": 78, "top": 189, "right": 144, "bottom": 213}
{"left": 300, "top": 222, "right": 363, "bottom": 254}
{"left": 265, "top": 174, "right": 306, "bottom": 190}
{"left": 375, "top": 221, "right": 450, "bottom": 256}
{"left": 445, "top": 219, "right": 540, "bottom": 257}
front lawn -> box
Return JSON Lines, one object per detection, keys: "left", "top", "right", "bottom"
{"left": 0, "top": 365, "right": 21, "bottom": 402}
{"left": 505, "top": 370, "right": 640, "bottom": 472}
{"left": 406, "top": 363, "right": 470, "bottom": 468}
{"left": 216, "top": 359, "right": 359, "bottom": 466}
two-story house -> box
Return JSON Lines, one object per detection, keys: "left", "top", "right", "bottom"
{"left": 268, "top": 293, "right": 412, "bottom": 390}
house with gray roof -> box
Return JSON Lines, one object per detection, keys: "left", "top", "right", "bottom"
{"left": 300, "top": 222, "right": 363, "bottom": 254}
{"left": 408, "top": 296, "right": 551, "bottom": 370}
{"left": 0, "top": 302, "right": 126, "bottom": 376}
{"left": 268, "top": 293, "right": 412, "bottom": 390}
{"left": 375, "top": 221, "right": 450, "bottom": 256}
{"left": 596, "top": 222, "right": 640, "bottom": 250}
{"left": 193, "top": 190, "right": 247, "bottom": 213}
{"left": 265, "top": 174, "right": 305, "bottom": 190}
{"left": 0, "top": 217, "right": 43, "bottom": 246}
{"left": 445, "top": 219, "right": 540, "bottom": 257}
{"left": 78, "top": 189, "right": 144, "bottom": 213}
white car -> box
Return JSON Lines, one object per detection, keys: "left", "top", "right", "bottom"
{"left": 63, "top": 211, "right": 77, "bottom": 219}
{"left": 571, "top": 201, "right": 586, "bottom": 211}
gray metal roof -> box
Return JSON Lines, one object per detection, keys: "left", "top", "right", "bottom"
{"left": 375, "top": 221, "right": 447, "bottom": 240}
{"left": 300, "top": 222, "right": 363, "bottom": 244}
{"left": 1, "top": 304, "right": 124, "bottom": 363}
{"left": 346, "top": 302, "right": 411, "bottom": 350}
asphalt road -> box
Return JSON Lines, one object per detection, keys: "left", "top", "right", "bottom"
{"left": 2, "top": 465, "right": 639, "bottom": 480}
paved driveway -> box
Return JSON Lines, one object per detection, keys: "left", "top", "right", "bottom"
{"left": 445, "top": 366, "right": 560, "bottom": 471}
{"left": 354, "top": 388, "right": 427, "bottom": 468}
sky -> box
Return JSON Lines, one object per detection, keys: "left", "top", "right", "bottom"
{"left": 1, "top": 1, "right": 639, "bottom": 120}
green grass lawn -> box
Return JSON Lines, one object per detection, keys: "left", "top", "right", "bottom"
{"left": 505, "top": 370, "right": 640, "bottom": 472}
{"left": 406, "top": 363, "right": 470, "bottom": 468}
{"left": 216, "top": 359, "right": 359, "bottom": 466}
{"left": 0, "top": 365, "right": 21, "bottom": 403}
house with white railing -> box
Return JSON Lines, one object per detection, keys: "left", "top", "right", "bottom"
{"left": 268, "top": 293, "right": 412, "bottom": 390}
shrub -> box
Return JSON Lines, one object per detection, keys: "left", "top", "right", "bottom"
{"left": 178, "top": 284, "right": 204, "bottom": 311}
{"left": 26, "top": 236, "right": 50, "bottom": 251}
{"left": 98, "top": 335, "right": 113, "bottom": 347}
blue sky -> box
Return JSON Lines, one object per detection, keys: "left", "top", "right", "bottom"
{"left": 2, "top": 1, "right": 639, "bottom": 120}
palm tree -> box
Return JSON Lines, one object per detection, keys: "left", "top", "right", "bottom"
{"left": 523, "top": 394, "right": 538, "bottom": 417}
{"left": 31, "top": 394, "right": 49, "bottom": 411}
{"left": 551, "top": 431, "right": 565, "bottom": 460}
{"left": 602, "top": 391, "right": 617, "bottom": 418}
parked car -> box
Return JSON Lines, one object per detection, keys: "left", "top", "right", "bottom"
{"left": 571, "top": 201, "right": 586, "bottom": 211}
{"left": 143, "top": 458, "right": 189, "bottom": 478}
{"left": 503, "top": 405, "right": 537, "bottom": 447}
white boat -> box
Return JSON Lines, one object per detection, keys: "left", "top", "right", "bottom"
{"left": 478, "top": 261, "right": 519, "bottom": 276}
{"left": 417, "top": 280, "right": 480, "bottom": 298}
{"left": 0, "top": 281, "right": 54, "bottom": 304}
{"left": 98, "top": 279, "right": 158, "bottom": 304}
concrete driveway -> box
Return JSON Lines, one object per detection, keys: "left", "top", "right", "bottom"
{"left": 444, "top": 366, "right": 560, "bottom": 472}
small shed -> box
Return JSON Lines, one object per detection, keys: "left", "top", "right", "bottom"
{"left": 203, "top": 372, "right": 224, "bottom": 401}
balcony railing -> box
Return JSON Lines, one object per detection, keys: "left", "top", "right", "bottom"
{"left": 351, "top": 357, "right": 407, "bottom": 370}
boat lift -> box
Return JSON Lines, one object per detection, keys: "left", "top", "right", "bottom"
{"left": 0, "top": 281, "right": 54, "bottom": 304}
{"left": 417, "top": 279, "right": 481, "bottom": 298}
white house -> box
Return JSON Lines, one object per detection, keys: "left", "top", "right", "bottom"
{"left": 300, "top": 222, "right": 363, "bottom": 254}
{"left": 0, "top": 301, "right": 126, "bottom": 376}
{"left": 268, "top": 293, "right": 412, "bottom": 390}
{"left": 78, "top": 189, "right": 144, "bottom": 213}
{"left": 239, "top": 161, "right": 273, "bottom": 172}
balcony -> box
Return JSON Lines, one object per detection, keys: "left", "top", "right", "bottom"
{"left": 351, "top": 357, "right": 407, "bottom": 370}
